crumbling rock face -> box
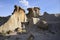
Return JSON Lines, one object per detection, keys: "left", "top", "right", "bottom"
{"left": 0, "top": 5, "right": 27, "bottom": 33}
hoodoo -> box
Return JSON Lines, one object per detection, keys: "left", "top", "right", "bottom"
{"left": 0, "top": 5, "right": 27, "bottom": 33}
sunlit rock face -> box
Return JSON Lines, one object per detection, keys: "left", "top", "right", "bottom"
{"left": 33, "top": 18, "right": 40, "bottom": 24}
{"left": 0, "top": 5, "right": 27, "bottom": 33}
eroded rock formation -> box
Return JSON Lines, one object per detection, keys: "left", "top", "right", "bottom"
{"left": 0, "top": 5, "right": 60, "bottom": 36}
{"left": 26, "top": 7, "right": 40, "bottom": 25}
{"left": 0, "top": 5, "right": 60, "bottom": 40}
{"left": 0, "top": 5, "right": 27, "bottom": 33}
{"left": 27, "top": 7, "right": 40, "bottom": 18}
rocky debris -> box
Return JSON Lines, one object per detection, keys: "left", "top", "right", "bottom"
{"left": 27, "top": 34, "right": 34, "bottom": 40}
{"left": 48, "top": 23, "right": 60, "bottom": 33}
{"left": 37, "top": 20, "right": 48, "bottom": 30}
{"left": 0, "top": 26, "right": 60, "bottom": 40}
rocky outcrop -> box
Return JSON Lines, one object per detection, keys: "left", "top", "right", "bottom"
{"left": 26, "top": 7, "right": 40, "bottom": 19}
{"left": 39, "top": 12, "right": 60, "bottom": 32}
{"left": 26, "top": 7, "right": 40, "bottom": 26}
{"left": 0, "top": 5, "right": 27, "bottom": 33}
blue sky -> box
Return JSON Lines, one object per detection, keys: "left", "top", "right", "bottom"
{"left": 0, "top": 0, "right": 60, "bottom": 16}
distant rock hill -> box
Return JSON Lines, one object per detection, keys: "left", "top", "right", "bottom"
{"left": 0, "top": 15, "right": 10, "bottom": 26}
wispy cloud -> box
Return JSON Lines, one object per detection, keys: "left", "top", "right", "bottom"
{"left": 19, "top": 0, "right": 30, "bottom": 8}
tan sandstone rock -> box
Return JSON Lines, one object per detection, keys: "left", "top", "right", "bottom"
{"left": 0, "top": 5, "right": 27, "bottom": 33}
